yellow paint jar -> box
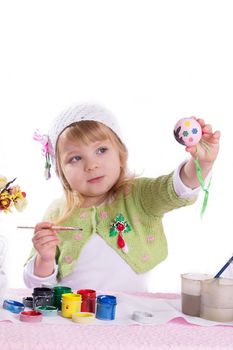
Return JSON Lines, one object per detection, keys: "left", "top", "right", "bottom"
{"left": 61, "top": 293, "right": 82, "bottom": 318}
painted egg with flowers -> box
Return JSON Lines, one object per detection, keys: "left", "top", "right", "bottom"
{"left": 174, "top": 117, "right": 202, "bottom": 147}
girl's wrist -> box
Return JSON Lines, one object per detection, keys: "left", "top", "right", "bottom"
{"left": 37, "top": 254, "right": 55, "bottom": 264}
{"left": 181, "top": 158, "right": 212, "bottom": 189}
{"left": 34, "top": 255, "right": 55, "bottom": 277}
{"left": 194, "top": 159, "right": 214, "bottom": 176}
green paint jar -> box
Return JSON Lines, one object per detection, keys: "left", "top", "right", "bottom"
{"left": 52, "top": 286, "right": 72, "bottom": 310}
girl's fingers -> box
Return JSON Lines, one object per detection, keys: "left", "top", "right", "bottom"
{"left": 196, "top": 118, "right": 205, "bottom": 127}
{"left": 33, "top": 235, "right": 60, "bottom": 247}
{"left": 34, "top": 222, "right": 54, "bottom": 234}
{"left": 202, "top": 130, "right": 221, "bottom": 144}
{"left": 33, "top": 229, "right": 57, "bottom": 240}
{"left": 32, "top": 228, "right": 60, "bottom": 250}
{"left": 32, "top": 236, "right": 60, "bottom": 247}
{"left": 202, "top": 124, "right": 213, "bottom": 134}
{"left": 33, "top": 240, "right": 60, "bottom": 256}
{"left": 185, "top": 145, "right": 196, "bottom": 154}
{"left": 213, "top": 130, "right": 221, "bottom": 139}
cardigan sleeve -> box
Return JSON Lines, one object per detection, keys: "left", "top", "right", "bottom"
{"left": 133, "top": 173, "right": 197, "bottom": 217}
{"left": 24, "top": 198, "right": 64, "bottom": 265}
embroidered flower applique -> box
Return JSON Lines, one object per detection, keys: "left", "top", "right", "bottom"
{"left": 109, "top": 213, "right": 131, "bottom": 254}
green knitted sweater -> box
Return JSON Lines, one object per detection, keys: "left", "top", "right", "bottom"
{"left": 31, "top": 173, "right": 196, "bottom": 281}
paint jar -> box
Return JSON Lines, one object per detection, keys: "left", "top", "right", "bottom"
{"left": 32, "top": 287, "right": 53, "bottom": 309}
{"left": 52, "top": 286, "right": 72, "bottom": 310}
{"left": 181, "top": 273, "right": 212, "bottom": 316}
{"left": 77, "top": 289, "right": 96, "bottom": 313}
{"left": 61, "top": 293, "right": 82, "bottom": 318}
{"left": 200, "top": 278, "right": 233, "bottom": 322}
{"left": 96, "top": 295, "right": 117, "bottom": 320}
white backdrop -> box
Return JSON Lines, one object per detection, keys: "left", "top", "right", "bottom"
{"left": 0, "top": 0, "right": 232, "bottom": 292}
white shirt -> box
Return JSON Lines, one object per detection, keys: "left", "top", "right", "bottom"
{"left": 23, "top": 162, "right": 202, "bottom": 292}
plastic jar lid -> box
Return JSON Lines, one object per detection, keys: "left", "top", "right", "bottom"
{"left": 22, "top": 297, "right": 33, "bottom": 308}
{"left": 97, "top": 295, "right": 117, "bottom": 305}
{"left": 52, "top": 286, "right": 72, "bottom": 294}
{"left": 3, "top": 300, "right": 25, "bottom": 314}
{"left": 32, "top": 287, "right": 52, "bottom": 296}
{"left": 132, "top": 311, "right": 157, "bottom": 324}
{"left": 35, "top": 306, "right": 58, "bottom": 316}
{"left": 72, "top": 312, "right": 95, "bottom": 324}
{"left": 76, "top": 289, "right": 96, "bottom": 299}
{"left": 62, "top": 293, "right": 82, "bottom": 302}
{"left": 19, "top": 310, "right": 43, "bottom": 322}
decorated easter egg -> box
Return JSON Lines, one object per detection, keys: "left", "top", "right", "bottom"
{"left": 174, "top": 117, "right": 202, "bottom": 147}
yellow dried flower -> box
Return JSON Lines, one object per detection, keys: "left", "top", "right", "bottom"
{"left": 0, "top": 177, "right": 27, "bottom": 214}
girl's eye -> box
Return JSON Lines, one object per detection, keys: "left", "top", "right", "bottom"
{"left": 97, "top": 147, "right": 108, "bottom": 154}
{"left": 70, "top": 155, "right": 81, "bottom": 162}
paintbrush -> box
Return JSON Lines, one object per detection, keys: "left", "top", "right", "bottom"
{"left": 17, "top": 225, "right": 82, "bottom": 231}
{"left": 214, "top": 255, "right": 233, "bottom": 278}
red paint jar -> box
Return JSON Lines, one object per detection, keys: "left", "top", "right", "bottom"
{"left": 77, "top": 289, "right": 96, "bottom": 313}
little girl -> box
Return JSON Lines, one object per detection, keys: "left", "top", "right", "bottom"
{"left": 24, "top": 104, "right": 220, "bottom": 292}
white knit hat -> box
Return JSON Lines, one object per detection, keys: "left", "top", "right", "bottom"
{"left": 34, "top": 103, "right": 124, "bottom": 179}
{"left": 33, "top": 103, "right": 124, "bottom": 179}
{"left": 48, "top": 103, "right": 123, "bottom": 160}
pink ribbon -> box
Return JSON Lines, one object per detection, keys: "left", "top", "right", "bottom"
{"left": 33, "top": 130, "right": 52, "bottom": 179}
{"left": 33, "top": 129, "right": 50, "bottom": 156}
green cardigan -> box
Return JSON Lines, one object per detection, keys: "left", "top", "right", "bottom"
{"left": 31, "top": 174, "right": 196, "bottom": 281}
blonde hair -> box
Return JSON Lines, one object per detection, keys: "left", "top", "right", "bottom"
{"left": 55, "top": 120, "right": 134, "bottom": 223}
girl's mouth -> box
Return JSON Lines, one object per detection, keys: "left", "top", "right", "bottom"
{"left": 87, "top": 176, "right": 104, "bottom": 184}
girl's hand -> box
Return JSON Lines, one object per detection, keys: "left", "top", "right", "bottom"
{"left": 185, "top": 118, "right": 221, "bottom": 164}
{"left": 32, "top": 221, "right": 60, "bottom": 263}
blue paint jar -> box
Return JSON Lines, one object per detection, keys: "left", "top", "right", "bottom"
{"left": 96, "top": 295, "right": 117, "bottom": 320}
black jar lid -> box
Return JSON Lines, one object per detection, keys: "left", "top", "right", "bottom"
{"left": 32, "top": 287, "right": 52, "bottom": 296}
{"left": 22, "top": 296, "right": 33, "bottom": 308}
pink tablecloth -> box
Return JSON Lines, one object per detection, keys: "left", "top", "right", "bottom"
{"left": 0, "top": 290, "right": 233, "bottom": 350}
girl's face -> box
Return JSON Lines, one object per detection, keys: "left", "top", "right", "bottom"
{"left": 58, "top": 136, "right": 121, "bottom": 207}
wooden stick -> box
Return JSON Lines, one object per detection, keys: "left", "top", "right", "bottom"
{"left": 17, "top": 225, "right": 83, "bottom": 231}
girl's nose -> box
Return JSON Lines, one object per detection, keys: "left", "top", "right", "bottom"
{"left": 85, "top": 159, "right": 99, "bottom": 172}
